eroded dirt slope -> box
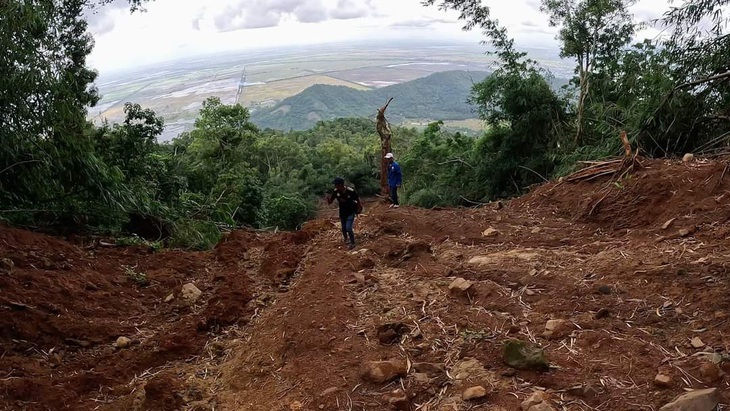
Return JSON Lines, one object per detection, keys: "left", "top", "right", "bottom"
{"left": 3, "top": 157, "right": 730, "bottom": 410}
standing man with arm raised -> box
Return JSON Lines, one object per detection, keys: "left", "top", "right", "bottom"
{"left": 325, "top": 177, "right": 363, "bottom": 250}
{"left": 385, "top": 153, "right": 402, "bottom": 208}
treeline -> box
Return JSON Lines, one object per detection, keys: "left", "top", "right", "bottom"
{"left": 2, "top": 0, "right": 729, "bottom": 248}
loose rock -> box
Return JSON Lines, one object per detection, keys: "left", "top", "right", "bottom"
{"left": 377, "top": 323, "right": 411, "bottom": 345}
{"left": 654, "top": 373, "right": 672, "bottom": 388}
{"left": 462, "top": 386, "right": 487, "bottom": 401}
{"left": 521, "top": 391, "right": 544, "bottom": 410}
{"left": 412, "top": 362, "right": 444, "bottom": 377}
{"left": 594, "top": 308, "right": 610, "bottom": 319}
{"left": 691, "top": 337, "right": 705, "bottom": 349}
{"left": 503, "top": 339, "right": 549, "bottom": 371}
{"left": 448, "top": 278, "right": 474, "bottom": 298}
{"left": 658, "top": 388, "right": 718, "bottom": 411}
{"left": 181, "top": 283, "right": 202, "bottom": 303}
{"left": 682, "top": 153, "right": 695, "bottom": 163}
{"left": 385, "top": 389, "right": 410, "bottom": 411}
{"left": 164, "top": 294, "right": 174, "bottom": 303}
{"left": 115, "top": 336, "right": 132, "bottom": 349}
{"left": 662, "top": 218, "right": 676, "bottom": 230}
{"left": 482, "top": 227, "right": 499, "bottom": 237}
{"left": 597, "top": 285, "right": 612, "bottom": 295}
{"left": 359, "top": 360, "right": 407, "bottom": 383}
{"left": 289, "top": 401, "right": 303, "bottom": 411}
{"left": 699, "top": 362, "right": 722, "bottom": 382}
{"left": 543, "top": 319, "right": 573, "bottom": 340}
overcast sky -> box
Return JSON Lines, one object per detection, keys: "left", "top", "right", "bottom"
{"left": 85, "top": 0, "right": 672, "bottom": 73}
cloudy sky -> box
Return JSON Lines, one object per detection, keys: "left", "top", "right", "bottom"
{"left": 85, "top": 0, "right": 672, "bottom": 73}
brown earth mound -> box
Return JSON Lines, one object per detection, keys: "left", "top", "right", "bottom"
{"left": 3, "top": 157, "right": 730, "bottom": 410}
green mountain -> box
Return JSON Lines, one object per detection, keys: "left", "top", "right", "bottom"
{"left": 250, "top": 70, "right": 491, "bottom": 131}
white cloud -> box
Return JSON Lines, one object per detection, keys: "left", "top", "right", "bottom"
{"left": 86, "top": 0, "right": 675, "bottom": 73}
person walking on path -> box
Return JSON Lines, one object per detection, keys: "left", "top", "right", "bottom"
{"left": 385, "top": 152, "right": 402, "bottom": 208}
{"left": 326, "top": 177, "right": 363, "bottom": 249}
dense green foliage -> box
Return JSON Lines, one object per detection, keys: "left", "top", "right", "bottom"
{"left": 1, "top": 0, "right": 728, "bottom": 245}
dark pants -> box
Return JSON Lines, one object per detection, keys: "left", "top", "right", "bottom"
{"left": 390, "top": 185, "right": 399, "bottom": 205}
{"left": 340, "top": 213, "right": 355, "bottom": 244}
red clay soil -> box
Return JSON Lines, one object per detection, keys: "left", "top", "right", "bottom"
{"left": 3, "top": 157, "right": 730, "bottom": 410}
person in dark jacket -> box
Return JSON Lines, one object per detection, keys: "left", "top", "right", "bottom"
{"left": 385, "top": 152, "right": 402, "bottom": 208}
{"left": 325, "top": 177, "right": 363, "bottom": 249}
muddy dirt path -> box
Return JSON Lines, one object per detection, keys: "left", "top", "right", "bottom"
{"left": 3, "top": 158, "right": 730, "bottom": 410}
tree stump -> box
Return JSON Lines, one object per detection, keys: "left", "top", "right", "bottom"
{"left": 376, "top": 98, "right": 393, "bottom": 196}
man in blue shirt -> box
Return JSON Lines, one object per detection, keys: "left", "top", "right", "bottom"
{"left": 385, "top": 152, "right": 402, "bottom": 208}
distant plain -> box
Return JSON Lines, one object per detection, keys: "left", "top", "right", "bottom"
{"left": 91, "top": 40, "right": 571, "bottom": 141}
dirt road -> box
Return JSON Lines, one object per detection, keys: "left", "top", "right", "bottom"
{"left": 2, "top": 157, "right": 730, "bottom": 410}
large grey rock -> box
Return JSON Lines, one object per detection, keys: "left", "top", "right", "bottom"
{"left": 658, "top": 388, "right": 719, "bottom": 411}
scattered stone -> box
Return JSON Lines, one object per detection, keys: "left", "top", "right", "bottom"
{"left": 320, "top": 387, "right": 338, "bottom": 397}
{"left": 529, "top": 403, "right": 557, "bottom": 411}
{"left": 658, "top": 388, "right": 718, "bottom": 411}
{"left": 181, "top": 283, "right": 202, "bottom": 304}
{"left": 412, "top": 362, "right": 444, "bottom": 377}
{"left": 594, "top": 308, "right": 610, "bottom": 320}
{"left": 289, "top": 401, "right": 303, "bottom": 411}
{"left": 462, "top": 386, "right": 487, "bottom": 401}
{"left": 691, "top": 337, "right": 705, "bottom": 349}
{"left": 654, "top": 373, "right": 672, "bottom": 388}
{"left": 503, "top": 339, "right": 549, "bottom": 371}
{"left": 531, "top": 227, "right": 542, "bottom": 234}
{"left": 578, "top": 382, "right": 601, "bottom": 400}
{"left": 682, "top": 153, "right": 695, "bottom": 163}
{"left": 412, "top": 373, "right": 431, "bottom": 385}
{"left": 679, "top": 228, "right": 692, "bottom": 237}
{"left": 0, "top": 258, "right": 14, "bottom": 274}
{"left": 351, "top": 272, "right": 366, "bottom": 284}
{"left": 699, "top": 362, "right": 722, "bottom": 382}
{"left": 482, "top": 227, "right": 499, "bottom": 237}
{"left": 521, "top": 391, "right": 544, "bottom": 410}
{"left": 525, "top": 289, "right": 536, "bottom": 296}
{"left": 48, "top": 352, "right": 63, "bottom": 368}
{"left": 383, "top": 389, "right": 410, "bottom": 411}
{"left": 164, "top": 294, "right": 174, "bottom": 303}
{"left": 359, "top": 360, "right": 407, "bottom": 383}
{"left": 448, "top": 278, "right": 474, "bottom": 298}
{"left": 543, "top": 319, "right": 573, "bottom": 340}
{"left": 115, "top": 336, "right": 132, "bottom": 349}
{"left": 597, "top": 285, "right": 612, "bottom": 295}
{"left": 451, "top": 358, "right": 487, "bottom": 381}
{"left": 377, "top": 323, "right": 411, "bottom": 345}
{"left": 662, "top": 218, "right": 677, "bottom": 230}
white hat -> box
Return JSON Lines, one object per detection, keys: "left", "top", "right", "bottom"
{"left": 384, "top": 153, "right": 394, "bottom": 159}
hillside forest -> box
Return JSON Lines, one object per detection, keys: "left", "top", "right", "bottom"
{"left": 1, "top": 0, "right": 729, "bottom": 249}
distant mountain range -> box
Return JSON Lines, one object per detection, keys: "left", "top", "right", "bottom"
{"left": 250, "top": 70, "right": 492, "bottom": 131}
